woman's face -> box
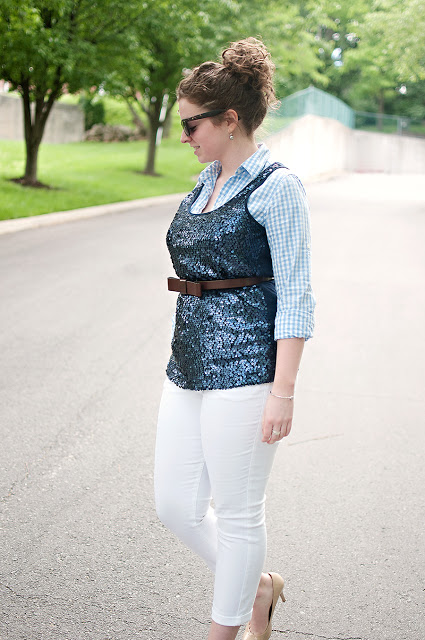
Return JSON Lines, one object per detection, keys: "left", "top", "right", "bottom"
{"left": 178, "top": 98, "right": 229, "bottom": 164}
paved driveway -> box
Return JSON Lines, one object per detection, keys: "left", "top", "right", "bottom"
{"left": 0, "top": 174, "right": 424, "bottom": 640}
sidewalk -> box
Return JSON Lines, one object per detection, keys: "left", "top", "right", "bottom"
{"left": 0, "top": 192, "right": 186, "bottom": 235}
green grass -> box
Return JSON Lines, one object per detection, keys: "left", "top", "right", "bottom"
{"left": 0, "top": 134, "right": 205, "bottom": 221}
{"left": 356, "top": 122, "right": 425, "bottom": 136}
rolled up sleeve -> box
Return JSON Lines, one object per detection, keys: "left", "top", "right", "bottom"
{"left": 262, "top": 173, "right": 315, "bottom": 340}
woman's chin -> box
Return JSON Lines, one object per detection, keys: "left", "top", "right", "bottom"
{"left": 195, "top": 151, "right": 213, "bottom": 164}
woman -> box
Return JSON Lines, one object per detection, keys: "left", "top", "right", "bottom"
{"left": 154, "top": 38, "right": 315, "bottom": 640}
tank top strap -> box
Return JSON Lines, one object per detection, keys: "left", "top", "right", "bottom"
{"left": 179, "top": 183, "right": 204, "bottom": 211}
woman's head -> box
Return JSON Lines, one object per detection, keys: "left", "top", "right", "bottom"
{"left": 177, "top": 38, "right": 277, "bottom": 137}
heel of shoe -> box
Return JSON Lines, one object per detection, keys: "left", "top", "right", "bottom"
{"left": 280, "top": 591, "right": 286, "bottom": 603}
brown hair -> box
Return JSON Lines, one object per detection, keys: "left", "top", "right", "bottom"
{"left": 177, "top": 37, "right": 277, "bottom": 135}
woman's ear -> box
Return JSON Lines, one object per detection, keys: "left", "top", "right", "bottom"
{"left": 225, "top": 109, "right": 239, "bottom": 134}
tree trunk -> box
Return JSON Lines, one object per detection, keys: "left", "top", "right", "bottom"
{"left": 21, "top": 87, "right": 38, "bottom": 184}
{"left": 163, "top": 97, "right": 176, "bottom": 138}
{"left": 126, "top": 98, "right": 147, "bottom": 137}
{"left": 24, "top": 139, "right": 42, "bottom": 184}
{"left": 143, "top": 99, "right": 162, "bottom": 175}
{"left": 377, "top": 90, "right": 385, "bottom": 131}
{"left": 163, "top": 108, "right": 172, "bottom": 138}
{"left": 20, "top": 77, "right": 61, "bottom": 185}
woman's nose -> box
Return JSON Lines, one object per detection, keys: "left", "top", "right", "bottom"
{"left": 180, "top": 130, "right": 191, "bottom": 143}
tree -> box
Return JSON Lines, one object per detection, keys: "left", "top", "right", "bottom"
{"left": 0, "top": 0, "right": 142, "bottom": 185}
{"left": 362, "top": 0, "right": 425, "bottom": 119}
{"left": 371, "top": 0, "right": 425, "bottom": 83}
{"left": 367, "top": 0, "right": 425, "bottom": 119}
{"left": 301, "top": 0, "right": 371, "bottom": 104}
{"left": 310, "top": 0, "right": 425, "bottom": 118}
{"left": 106, "top": 0, "right": 329, "bottom": 175}
{"left": 258, "top": 0, "right": 331, "bottom": 97}
{"left": 343, "top": 13, "right": 400, "bottom": 118}
{"left": 105, "top": 0, "right": 258, "bottom": 175}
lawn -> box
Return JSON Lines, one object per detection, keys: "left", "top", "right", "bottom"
{"left": 0, "top": 133, "right": 205, "bottom": 221}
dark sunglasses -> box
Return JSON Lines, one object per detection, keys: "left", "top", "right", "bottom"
{"left": 181, "top": 109, "right": 227, "bottom": 136}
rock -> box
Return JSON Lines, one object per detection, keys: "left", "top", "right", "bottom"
{"left": 84, "top": 124, "right": 145, "bottom": 142}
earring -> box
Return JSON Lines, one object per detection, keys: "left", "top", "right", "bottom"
{"left": 229, "top": 134, "right": 234, "bottom": 140}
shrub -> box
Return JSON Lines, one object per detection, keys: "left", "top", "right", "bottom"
{"left": 79, "top": 95, "right": 106, "bottom": 130}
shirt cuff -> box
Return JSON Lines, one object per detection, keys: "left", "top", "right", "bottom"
{"left": 274, "top": 309, "right": 315, "bottom": 341}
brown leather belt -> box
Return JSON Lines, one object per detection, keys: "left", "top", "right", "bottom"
{"left": 168, "top": 276, "right": 273, "bottom": 297}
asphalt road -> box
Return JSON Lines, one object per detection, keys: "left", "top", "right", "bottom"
{"left": 0, "top": 174, "right": 424, "bottom": 640}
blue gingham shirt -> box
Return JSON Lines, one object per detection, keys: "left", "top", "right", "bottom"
{"left": 191, "top": 144, "right": 315, "bottom": 340}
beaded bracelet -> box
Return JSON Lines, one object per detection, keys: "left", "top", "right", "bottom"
{"left": 270, "top": 391, "right": 294, "bottom": 400}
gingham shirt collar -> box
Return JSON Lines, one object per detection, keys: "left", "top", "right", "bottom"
{"left": 198, "top": 144, "right": 272, "bottom": 186}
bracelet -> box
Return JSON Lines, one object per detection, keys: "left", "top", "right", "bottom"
{"left": 270, "top": 391, "right": 294, "bottom": 400}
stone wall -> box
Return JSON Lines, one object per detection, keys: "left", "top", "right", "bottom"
{"left": 266, "top": 114, "right": 425, "bottom": 180}
{"left": 351, "top": 128, "right": 425, "bottom": 174}
{"left": 0, "top": 94, "right": 84, "bottom": 143}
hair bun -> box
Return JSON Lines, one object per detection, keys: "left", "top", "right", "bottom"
{"left": 177, "top": 36, "right": 276, "bottom": 134}
{"left": 221, "top": 37, "right": 275, "bottom": 102}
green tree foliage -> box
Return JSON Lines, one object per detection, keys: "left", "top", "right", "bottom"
{"left": 257, "top": 0, "right": 328, "bottom": 97}
{"left": 0, "top": 0, "right": 141, "bottom": 185}
{"left": 373, "top": 0, "right": 425, "bottom": 82}
{"left": 311, "top": 0, "right": 425, "bottom": 118}
{"left": 340, "top": 2, "right": 407, "bottom": 115}
{"left": 364, "top": 0, "right": 425, "bottom": 119}
{"left": 105, "top": 0, "right": 262, "bottom": 175}
{"left": 105, "top": 0, "right": 328, "bottom": 175}
{"left": 105, "top": 0, "right": 220, "bottom": 175}
{"left": 304, "top": 0, "right": 370, "bottom": 104}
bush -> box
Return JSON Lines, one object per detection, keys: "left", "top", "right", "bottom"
{"left": 102, "top": 96, "right": 135, "bottom": 128}
{"left": 79, "top": 95, "right": 106, "bottom": 130}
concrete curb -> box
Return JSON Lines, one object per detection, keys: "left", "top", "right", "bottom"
{"left": 0, "top": 172, "right": 345, "bottom": 238}
{"left": 0, "top": 192, "right": 187, "bottom": 236}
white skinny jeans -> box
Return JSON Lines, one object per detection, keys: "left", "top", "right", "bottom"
{"left": 154, "top": 377, "right": 279, "bottom": 626}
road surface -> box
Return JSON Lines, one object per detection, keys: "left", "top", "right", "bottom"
{"left": 0, "top": 174, "right": 424, "bottom": 640}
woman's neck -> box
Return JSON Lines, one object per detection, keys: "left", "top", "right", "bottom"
{"left": 218, "top": 137, "right": 259, "bottom": 182}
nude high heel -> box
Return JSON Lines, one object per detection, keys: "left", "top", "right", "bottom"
{"left": 242, "top": 572, "right": 285, "bottom": 640}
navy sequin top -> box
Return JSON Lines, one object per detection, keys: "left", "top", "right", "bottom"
{"left": 166, "top": 162, "right": 285, "bottom": 391}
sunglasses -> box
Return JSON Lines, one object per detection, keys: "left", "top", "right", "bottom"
{"left": 180, "top": 109, "right": 227, "bottom": 137}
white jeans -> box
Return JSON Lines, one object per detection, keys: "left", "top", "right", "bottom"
{"left": 154, "top": 377, "right": 279, "bottom": 626}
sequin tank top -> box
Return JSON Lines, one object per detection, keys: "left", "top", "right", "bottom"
{"left": 166, "top": 162, "right": 285, "bottom": 391}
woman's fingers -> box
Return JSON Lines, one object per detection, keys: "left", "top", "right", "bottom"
{"left": 262, "top": 395, "right": 294, "bottom": 443}
{"left": 262, "top": 418, "right": 292, "bottom": 443}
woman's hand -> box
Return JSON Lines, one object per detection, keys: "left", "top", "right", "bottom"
{"left": 262, "top": 393, "right": 294, "bottom": 444}
{"left": 263, "top": 337, "right": 305, "bottom": 444}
